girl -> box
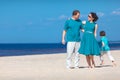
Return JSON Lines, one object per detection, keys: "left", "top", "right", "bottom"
{"left": 99, "top": 31, "right": 116, "bottom": 66}
{"left": 79, "top": 12, "right": 100, "bottom": 68}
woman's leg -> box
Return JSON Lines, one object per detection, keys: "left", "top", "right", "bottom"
{"left": 90, "top": 55, "right": 95, "bottom": 67}
{"left": 86, "top": 55, "right": 92, "bottom": 68}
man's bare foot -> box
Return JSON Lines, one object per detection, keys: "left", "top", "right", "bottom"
{"left": 100, "top": 61, "right": 104, "bottom": 65}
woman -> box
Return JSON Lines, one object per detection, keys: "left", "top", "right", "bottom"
{"left": 79, "top": 12, "right": 100, "bottom": 68}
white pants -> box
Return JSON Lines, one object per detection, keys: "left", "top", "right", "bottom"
{"left": 66, "top": 42, "right": 80, "bottom": 68}
{"left": 100, "top": 51, "right": 115, "bottom": 62}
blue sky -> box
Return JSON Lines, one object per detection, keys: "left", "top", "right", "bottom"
{"left": 0, "top": 0, "right": 120, "bottom": 43}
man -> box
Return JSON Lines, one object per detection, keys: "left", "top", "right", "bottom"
{"left": 62, "top": 10, "right": 83, "bottom": 69}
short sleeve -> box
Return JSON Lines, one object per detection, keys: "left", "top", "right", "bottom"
{"left": 64, "top": 20, "right": 69, "bottom": 31}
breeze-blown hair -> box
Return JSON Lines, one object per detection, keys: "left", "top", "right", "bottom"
{"left": 90, "top": 12, "right": 98, "bottom": 22}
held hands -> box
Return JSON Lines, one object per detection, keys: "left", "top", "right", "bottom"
{"left": 81, "top": 20, "right": 86, "bottom": 32}
{"left": 81, "top": 29, "right": 85, "bottom": 32}
{"left": 82, "top": 21, "right": 86, "bottom": 25}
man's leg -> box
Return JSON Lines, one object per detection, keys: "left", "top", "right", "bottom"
{"left": 66, "top": 42, "right": 75, "bottom": 68}
{"left": 74, "top": 42, "right": 80, "bottom": 67}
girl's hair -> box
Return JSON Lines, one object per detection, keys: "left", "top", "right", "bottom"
{"left": 100, "top": 31, "right": 106, "bottom": 36}
{"left": 90, "top": 12, "right": 98, "bottom": 22}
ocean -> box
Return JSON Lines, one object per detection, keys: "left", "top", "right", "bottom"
{"left": 0, "top": 42, "right": 120, "bottom": 56}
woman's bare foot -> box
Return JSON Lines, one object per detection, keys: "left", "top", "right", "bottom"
{"left": 92, "top": 65, "right": 95, "bottom": 68}
{"left": 88, "top": 66, "right": 92, "bottom": 68}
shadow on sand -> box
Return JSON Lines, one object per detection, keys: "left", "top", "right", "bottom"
{"left": 77, "top": 65, "right": 113, "bottom": 69}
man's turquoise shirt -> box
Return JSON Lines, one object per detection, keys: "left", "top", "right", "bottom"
{"left": 64, "top": 18, "right": 82, "bottom": 42}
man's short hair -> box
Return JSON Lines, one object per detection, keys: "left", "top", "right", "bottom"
{"left": 72, "top": 10, "right": 80, "bottom": 16}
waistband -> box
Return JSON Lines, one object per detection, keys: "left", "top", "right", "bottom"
{"left": 85, "top": 31, "right": 93, "bottom": 33}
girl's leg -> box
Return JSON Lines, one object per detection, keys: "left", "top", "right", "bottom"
{"left": 107, "top": 51, "right": 116, "bottom": 66}
{"left": 86, "top": 55, "right": 92, "bottom": 68}
{"left": 100, "top": 53, "right": 104, "bottom": 65}
{"left": 107, "top": 51, "right": 114, "bottom": 61}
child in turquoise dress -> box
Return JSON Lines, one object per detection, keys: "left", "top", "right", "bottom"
{"left": 78, "top": 12, "right": 100, "bottom": 68}
{"left": 99, "top": 31, "right": 116, "bottom": 66}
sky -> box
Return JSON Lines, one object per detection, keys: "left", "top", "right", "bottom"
{"left": 0, "top": 0, "right": 120, "bottom": 43}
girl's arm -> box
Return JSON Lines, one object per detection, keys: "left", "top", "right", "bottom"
{"left": 94, "top": 24, "right": 98, "bottom": 37}
{"left": 102, "top": 41, "right": 105, "bottom": 47}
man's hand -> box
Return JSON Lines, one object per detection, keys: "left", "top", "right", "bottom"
{"left": 62, "top": 39, "right": 66, "bottom": 45}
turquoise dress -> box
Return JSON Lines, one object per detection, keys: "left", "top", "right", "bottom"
{"left": 78, "top": 21, "right": 100, "bottom": 56}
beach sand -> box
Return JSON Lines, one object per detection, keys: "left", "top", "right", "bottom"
{"left": 0, "top": 50, "right": 120, "bottom": 80}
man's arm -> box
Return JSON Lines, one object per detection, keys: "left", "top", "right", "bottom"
{"left": 62, "top": 30, "right": 66, "bottom": 45}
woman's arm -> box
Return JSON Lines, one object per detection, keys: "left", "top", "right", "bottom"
{"left": 94, "top": 24, "right": 98, "bottom": 37}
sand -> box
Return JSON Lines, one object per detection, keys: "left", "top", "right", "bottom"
{"left": 0, "top": 50, "right": 120, "bottom": 80}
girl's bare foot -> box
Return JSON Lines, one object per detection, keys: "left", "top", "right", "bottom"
{"left": 112, "top": 61, "right": 117, "bottom": 67}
